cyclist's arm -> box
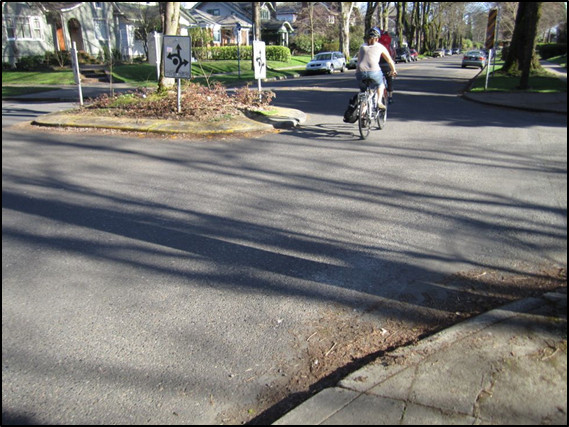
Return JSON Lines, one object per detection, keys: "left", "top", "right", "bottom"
{"left": 380, "top": 46, "right": 397, "bottom": 76}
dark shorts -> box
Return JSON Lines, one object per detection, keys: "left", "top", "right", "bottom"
{"left": 356, "top": 70, "right": 384, "bottom": 91}
{"left": 380, "top": 64, "right": 394, "bottom": 92}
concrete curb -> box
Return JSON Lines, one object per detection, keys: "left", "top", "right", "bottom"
{"left": 31, "top": 106, "right": 306, "bottom": 135}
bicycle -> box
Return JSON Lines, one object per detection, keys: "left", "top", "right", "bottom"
{"left": 357, "top": 74, "right": 388, "bottom": 140}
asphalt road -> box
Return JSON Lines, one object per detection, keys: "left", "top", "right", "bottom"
{"left": 2, "top": 55, "right": 567, "bottom": 424}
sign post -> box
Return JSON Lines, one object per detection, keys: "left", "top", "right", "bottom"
{"left": 484, "top": 8, "right": 498, "bottom": 90}
{"left": 163, "top": 35, "right": 192, "bottom": 113}
{"left": 253, "top": 40, "right": 266, "bottom": 101}
{"left": 70, "top": 42, "right": 83, "bottom": 107}
{"left": 235, "top": 23, "right": 242, "bottom": 78}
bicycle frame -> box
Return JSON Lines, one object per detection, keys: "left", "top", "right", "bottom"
{"left": 357, "top": 76, "right": 388, "bottom": 140}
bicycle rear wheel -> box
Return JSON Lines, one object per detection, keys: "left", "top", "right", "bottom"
{"left": 358, "top": 95, "right": 371, "bottom": 140}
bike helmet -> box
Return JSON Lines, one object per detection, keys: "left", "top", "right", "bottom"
{"left": 367, "top": 27, "right": 381, "bottom": 39}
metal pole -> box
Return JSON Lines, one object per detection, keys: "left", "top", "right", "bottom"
{"left": 484, "top": 49, "right": 492, "bottom": 90}
{"left": 177, "top": 78, "right": 181, "bottom": 113}
{"left": 71, "top": 42, "right": 83, "bottom": 107}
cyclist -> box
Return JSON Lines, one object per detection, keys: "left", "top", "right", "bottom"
{"left": 356, "top": 27, "right": 397, "bottom": 110}
{"left": 378, "top": 28, "right": 396, "bottom": 104}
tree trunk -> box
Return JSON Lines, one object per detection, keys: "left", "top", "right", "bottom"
{"left": 502, "top": 2, "right": 543, "bottom": 89}
{"left": 158, "top": 2, "right": 180, "bottom": 91}
{"left": 252, "top": 2, "right": 261, "bottom": 41}
{"left": 365, "top": 2, "right": 379, "bottom": 40}
{"left": 339, "top": 2, "right": 354, "bottom": 60}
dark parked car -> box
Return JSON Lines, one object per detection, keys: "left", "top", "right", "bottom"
{"left": 347, "top": 56, "right": 358, "bottom": 69}
{"left": 394, "top": 47, "right": 411, "bottom": 63}
{"left": 408, "top": 49, "right": 418, "bottom": 61}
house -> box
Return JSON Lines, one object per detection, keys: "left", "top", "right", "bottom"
{"left": 186, "top": 7, "right": 251, "bottom": 46}
{"left": 1, "top": 2, "right": 191, "bottom": 67}
{"left": 2, "top": 2, "right": 121, "bottom": 66}
{"left": 188, "top": 2, "right": 293, "bottom": 46}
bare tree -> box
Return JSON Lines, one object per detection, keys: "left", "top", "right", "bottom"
{"left": 364, "top": 2, "right": 380, "bottom": 38}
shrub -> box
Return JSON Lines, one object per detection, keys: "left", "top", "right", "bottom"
{"left": 234, "top": 84, "right": 275, "bottom": 107}
{"left": 16, "top": 55, "right": 47, "bottom": 71}
{"left": 537, "top": 43, "right": 567, "bottom": 59}
{"left": 84, "top": 81, "right": 274, "bottom": 121}
{"left": 192, "top": 45, "right": 291, "bottom": 62}
{"left": 266, "top": 46, "right": 291, "bottom": 62}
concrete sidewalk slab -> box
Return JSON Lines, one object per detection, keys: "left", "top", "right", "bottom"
{"left": 274, "top": 291, "right": 567, "bottom": 425}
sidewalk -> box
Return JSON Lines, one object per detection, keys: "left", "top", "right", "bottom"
{"left": 273, "top": 290, "right": 567, "bottom": 425}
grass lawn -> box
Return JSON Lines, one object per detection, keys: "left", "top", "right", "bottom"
{"left": 2, "top": 69, "right": 76, "bottom": 85}
{"left": 3, "top": 55, "right": 565, "bottom": 97}
{"left": 2, "top": 57, "right": 311, "bottom": 96}
{"left": 469, "top": 58, "right": 567, "bottom": 93}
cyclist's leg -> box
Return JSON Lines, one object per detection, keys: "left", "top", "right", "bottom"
{"left": 355, "top": 71, "right": 367, "bottom": 92}
{"left": 365, "top": 71, "right": 385, "bottom": 110}
{"left": 380, "top": 64, "right": 393, "bottom": 103}
{"left": 376, "top": 82, "right": 386, "bottom": 110}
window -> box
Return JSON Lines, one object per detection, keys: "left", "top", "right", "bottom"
{"left": 261, "top": 7, "right": 270, "bottom": 21}
{"left": 95, "top": 19, "right": 108, "bottom": 40}
{"left": 5, "top": 16, "right": 43, "bottom": 40}
{"left": 207, "top": 9, "right": 220, "bottom": 16}
{"left": 213, "top": 28, "right": 221, "bottom": 43}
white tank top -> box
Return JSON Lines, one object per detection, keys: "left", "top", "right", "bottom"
{"left": 357, "top": 43, "right": 386, "bottom": 72}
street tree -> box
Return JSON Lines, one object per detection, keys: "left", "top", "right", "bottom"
{"left": 364, "top": 2, "right": 379, "bottom": 37}
{"left": 502, "top": 2, "right": 543, "bottom": 89}
{"left": 339, "top": 2, "right": 355, "bottom": 60}
{"left": 158, "top": 2, "right": 181, "bottom": 92}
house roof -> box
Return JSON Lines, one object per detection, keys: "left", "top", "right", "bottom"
{"left": 262, "top": 19, "right": 294, "bottom": 33}
{"left": 113, "top": 2, "right": 159, "bottom": 23}
{"left": 37, "top": 2, "right": 84, "bottom": 13}
{"left": 216, "top": 15, "right": 252, "bottom": 29}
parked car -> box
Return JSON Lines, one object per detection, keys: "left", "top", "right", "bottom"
{"left": 462, "top": 50, "right": 487, "bottom": 69}
{"left": 306, "top": 52, "right": 347, "bottom": 74}
{"left": 408, "top": 49, "right": 419, "bottom": 61}
{"left": 347, "top": 56, "right": 358, "bottom": 69}
{"left": 394, "top": 47, "right": 411, "bottom": 63}
{"left": 452, "top": 48, "right": 461, "bottom": 55}
{"left": 433, "top": 49, "right": 445, "bottom": 57}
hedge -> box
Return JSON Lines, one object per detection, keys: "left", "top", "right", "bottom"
{"left": 193, "top": 45, "right": 291, "bottom": 62}
{"left": 536, "top": 43, "right": 567, "bottom": 60}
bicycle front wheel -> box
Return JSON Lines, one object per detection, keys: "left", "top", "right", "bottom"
{"left": 358, "top": 96, "right": 371, "bottom": 140}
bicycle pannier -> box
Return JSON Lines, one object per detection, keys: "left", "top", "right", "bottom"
{"left": 343, "top": 94, "right": 359, "bottom": 123}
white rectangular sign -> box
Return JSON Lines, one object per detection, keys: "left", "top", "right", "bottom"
{"left": 253, "top": 41, "right": 266, "bottom": 80}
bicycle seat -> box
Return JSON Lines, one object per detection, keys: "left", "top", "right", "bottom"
{"left": 361, "top": 77, "right": 378, "bottom": 88}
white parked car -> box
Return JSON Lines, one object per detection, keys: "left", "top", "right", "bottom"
{"left": 306, "top": 51, "right": 347, "bottom": 74}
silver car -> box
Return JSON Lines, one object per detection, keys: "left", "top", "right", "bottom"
{"left": 462, "top": 50, "right": 487, "bottom": 69}
{"left": 306, "top": 51, "right": 347, "bottom": 74}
